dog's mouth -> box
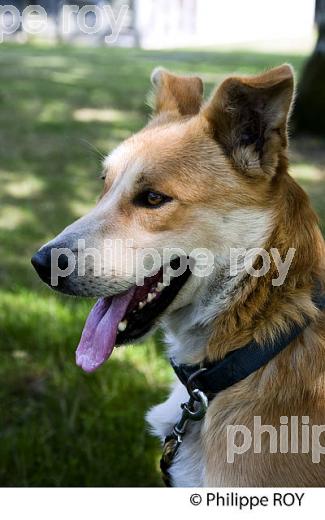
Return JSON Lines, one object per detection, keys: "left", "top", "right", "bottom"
{"left": 76, "top": 258, "right": 191, "bottom": 372}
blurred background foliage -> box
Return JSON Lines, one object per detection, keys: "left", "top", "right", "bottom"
{"left": 0, "top": 37, "right": 324, "bottom": 486}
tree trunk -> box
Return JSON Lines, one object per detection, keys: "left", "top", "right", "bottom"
{"left": 294, "top": 0, "right": 325, "bottom": 135}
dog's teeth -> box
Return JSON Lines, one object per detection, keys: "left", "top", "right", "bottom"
{"left": 147, "top": 292, "right": 156, "bottom": 303}
{"left": 139, "top": 301, "right": 146, "bottom": 309}
{"left": 118, "top": 320, "right": 127, "bottom": 332}
{"left": 156, "top": 282, "right": 165, "bottom": 292}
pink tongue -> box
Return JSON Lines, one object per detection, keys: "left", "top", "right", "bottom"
{"left": 76, "top": 287, "right": 135, "bottom": 373}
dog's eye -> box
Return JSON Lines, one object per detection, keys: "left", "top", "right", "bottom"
{"left": 134, "top": 190, "right": 172, "bottom": 208}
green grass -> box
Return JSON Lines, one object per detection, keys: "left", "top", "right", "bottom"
{"left": 0, "top": 42, "right": 324, "bottom": 486}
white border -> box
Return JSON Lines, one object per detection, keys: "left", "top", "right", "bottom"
{"left": 0, "top": 488, "right": 323, "bottom": 519}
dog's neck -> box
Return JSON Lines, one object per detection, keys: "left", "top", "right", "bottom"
{"left": 163, "top": 173, "right": 325, "bottom": 367}
{"left": 162, "top": 268, "right": 244, "bottom": 364}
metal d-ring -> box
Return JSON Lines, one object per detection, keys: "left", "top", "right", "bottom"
{"left": 186, "top": 367, "right": 207, "bottom": 400}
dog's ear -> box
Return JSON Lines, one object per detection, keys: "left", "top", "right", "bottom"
{"left": 150, "top": 67, "right": 203, "bottom": 118}
{"left": 202, "top": 64, "right": 294, "bottom": 177}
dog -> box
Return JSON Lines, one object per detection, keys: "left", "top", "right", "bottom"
{"left": 32, "top": 64, "right": 325, "bottom": 486}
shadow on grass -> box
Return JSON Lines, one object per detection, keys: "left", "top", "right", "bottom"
{"left": 0, "top": 356, "right": 166, "bottom": 486}
{"left": 0, "top": 357, "right": 167, "bottom": 487}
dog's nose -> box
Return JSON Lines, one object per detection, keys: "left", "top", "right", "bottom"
{"left": 32, "top": 245, "right": 70, "bottom": 284}
{"left": 31, "top": 247, "right": 52, "bottom": 284}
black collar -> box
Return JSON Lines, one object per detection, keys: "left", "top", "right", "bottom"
{"left": 171, "top": 287, "right": 325, "bottom": 398}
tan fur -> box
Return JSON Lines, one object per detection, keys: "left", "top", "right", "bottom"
{"left": 150, "top": 67, "right": 203, "bottom": 118}
{"left": 51, "top": 64, "right": 325, "bottom": 485}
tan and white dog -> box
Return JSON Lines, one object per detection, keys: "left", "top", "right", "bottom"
{"left": 32, "top": 64, "right": 325, "bottom": 486}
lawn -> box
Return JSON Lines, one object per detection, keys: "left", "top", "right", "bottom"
{"left": 0, "top": 42, "right": 324, "bottom": 487}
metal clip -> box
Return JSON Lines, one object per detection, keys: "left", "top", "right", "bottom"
{"left": 172, "top": 374, "right": 209, "bottom": 439}
{"left": 160, "top": 376, "right": 209, "bottom": 485}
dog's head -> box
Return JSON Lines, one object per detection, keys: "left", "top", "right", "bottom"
{"left": 31, "top": 65, "right": 294, "bottom": 372}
